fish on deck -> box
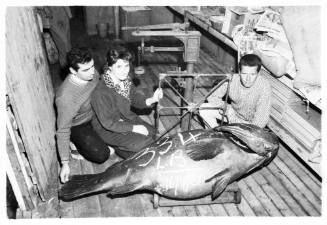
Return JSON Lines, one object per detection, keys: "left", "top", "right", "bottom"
{"left": 59, "top": 123, "right": 279, "bottom": 202}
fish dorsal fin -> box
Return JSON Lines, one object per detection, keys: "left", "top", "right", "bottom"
{"left": 205, "top": 169, "right": 230, "bottom": 200}
{"left": 185, "top": 138, "right": 225, "bottom": 161}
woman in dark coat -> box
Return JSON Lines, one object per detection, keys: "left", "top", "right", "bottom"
{"left": 91, "top": 45, "right": 163, "bottom": 159}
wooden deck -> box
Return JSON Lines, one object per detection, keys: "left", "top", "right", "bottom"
{"left": 58, "top": 48, "right": 321, "bottom": 217}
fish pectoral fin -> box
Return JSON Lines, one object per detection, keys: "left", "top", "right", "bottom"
{"left": 185, "top": 138, "right": 224, "bottom": 161}
{"left": 212, "top": 177, "right": 230, "bottom": 200}
{"left": 205, "top": 169, "right": 230, "bottom": 200}
{"left": 107, "top": 182, "right": 142, "bottom": 196}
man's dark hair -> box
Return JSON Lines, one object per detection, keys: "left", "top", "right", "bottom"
{"left": 67, "top": 47, "right": 92, "bottom": 71}
{"left": 239, "top": 54, "right": 262, "bottom": 72}
{"left": 106, "top": 45, "right": 133, "bottom": 67}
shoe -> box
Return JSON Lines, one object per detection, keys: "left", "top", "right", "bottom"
{"left": 70, "top": 149, "right": 84, "bottom": 160}
{"left": 69, "top": 142, "right": 84, "bottom": 160}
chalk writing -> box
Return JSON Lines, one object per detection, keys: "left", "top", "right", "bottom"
{"left": 136, "top": 131, "right": 201, "bottom": 167}
{"left": 159, "top": 172, "right": 206, "bottom": 196}
{"left": 134, "top": 147, "right": 155, "bottom": 167}
{"left": 169, "top": 149, "right": 186, "bottom": 168}
{"left": 178, "top": 132, "right": 201, "bottom": 145}
{"left": 158, "top": 137, "right": 173, "bottom": 155}
{"left": 156, "top": 156, "right": 165, "bottom": 170}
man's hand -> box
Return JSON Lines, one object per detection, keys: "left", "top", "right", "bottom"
{"left": 132, "top": 125, "right": 149, "bottom": 136}
{"left": 60, "top": 162, "right": 70, "bottom": 183}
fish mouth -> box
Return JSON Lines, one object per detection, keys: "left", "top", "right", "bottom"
{"left": 216, "top": 123, "right": 278, "bottom": 156}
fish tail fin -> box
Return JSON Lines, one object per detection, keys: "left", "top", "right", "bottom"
{"left": 59, "top": 173, "right": 105, "bottom": 201}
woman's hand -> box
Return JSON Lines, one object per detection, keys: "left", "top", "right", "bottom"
{"left": 132, "top": 125, "right": 149, "bottom": 136}
{"left": 146, "top": 88, "right": 163, "bottom": 106}
{"left": 60, "top": 161, "right": 70, "bottom": 183}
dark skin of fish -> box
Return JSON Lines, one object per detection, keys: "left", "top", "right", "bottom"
{"left": 59, "top": 123, "right": 279, "bottom": 201}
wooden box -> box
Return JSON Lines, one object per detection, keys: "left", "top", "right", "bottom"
{"left": 119, "top": 6, "right": 152, "bottom": 42}
{"left": 152, "top": 182, "right": 241, "bottom": 208}
{"left": 221, "top": 8, "right": 245, "bottom": 36}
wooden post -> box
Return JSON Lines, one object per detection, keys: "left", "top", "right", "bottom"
{"left": 114, "top": 6, "right": 120, "bottom": 40}
{"left": 6, "top": 7, "right": 58, "bottom": 201}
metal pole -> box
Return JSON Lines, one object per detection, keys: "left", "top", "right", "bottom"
{"left": 181, "top": 62, "right": 194, "bottom": 130}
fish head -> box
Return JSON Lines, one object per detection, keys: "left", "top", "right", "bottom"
{"left": 216, "top": 123, "right": 279, "bottom": 159}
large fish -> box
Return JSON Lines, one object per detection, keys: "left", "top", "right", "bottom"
{"left": 59, "top": 123, "right": 279, "bottom": 201}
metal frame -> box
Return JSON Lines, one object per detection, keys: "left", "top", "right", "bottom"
{"left": 154, "top": 72, "right": 233, "bottom": 139}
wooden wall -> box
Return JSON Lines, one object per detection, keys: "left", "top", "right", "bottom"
{"left": 84, "top": 6, "right": 115, "bottom": 36}
{"left": 6, "top": 7, "right": 58, "bottom": 200}
{"left": 150, "top": 6, "right": 174, "bottom": 25}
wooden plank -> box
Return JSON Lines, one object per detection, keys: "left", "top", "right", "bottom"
{"left": 268, "top": 118, "right": 321, "bottom": 176}
{"left": 209, "top": 204, "right": 229, "bottom": 216}
{"left": 267, "top": 162, "right": 320, "bottom": 216}
{"left": 222, "top": 203, "right": 242, "bottom": 216}
{"left": 251, "top": 169, "right": 296, "bottom": 216}
{"left": 6, "top": 140, "right": 31, "bottom": 211}
{"left": 195, "top": 205, "right": 215, "bottom": 216}
{"left": 71, "top": 160, "right": 89, "bottom": 218}
{"left": 233, "top": 194, "right": 256, "bottom": 216}
{"left": 137, "top": 193, "right": 162, "bottom": 216}
{"left": 242, "top": 175, "right": 282, "bottom": 216}
{"left": 183, "top": 206, "right": 199, "bottom": 216}
{"left": 92, "top": 154, "right": 129, "bottom": 217}
{"left": 58, "top": 159, "right": 78, "bottom": 218}
{"left": 278, "top": 144, "right": 320, "bottom": 186}
{"left": 199, "top": 49, "right": 227, "bottom": 73}
{"left": 156, "top": 183, "right": 240, "bottom": 207}
{"left": 237, "top": 180, "right": 269, "bottom": 216}
{"left": 79, "top": 160, "right": 102, "bottom": 217}
{"left": 6, "top": 7, "right": 57, "bottom": 200}
{"left": 272, "top": 156, "right": 321, "bottom": 212}
{"left": 6, "top": 118, "right": 35, "bottom": 210}
{"left": 92, "top": 155, "right": 147, "bottom": 217}
{"left": 277, "top": 149, "right": 321, "bottom": 192}
{"left": 259, "top": 166, "right": 307, "bottom": 216}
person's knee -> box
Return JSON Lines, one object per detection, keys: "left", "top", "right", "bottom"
{"left": 90, "top": 151, "right": 109, "bottom": 164}
{"left": 83, "top": 146, "right": 110, "bottom": 164}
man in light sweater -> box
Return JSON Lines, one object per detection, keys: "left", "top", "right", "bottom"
{"left": 56, "top": 47, "right": 108, "bottom": 183}
{"left": 199, "top": 54, "right": 271, "bottom": 128}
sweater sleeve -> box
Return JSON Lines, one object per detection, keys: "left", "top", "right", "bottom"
{"left": 56, "top": 96, "right": 79, "bottom": 162}
{"left": 207, "top": 82, "right": 228, "bottom": 108}
{"left": 251, "top": 84, "right": 272, "bottom": 128}
{"left": 130, "top": 85, "right": 149, "bottom": 109}
{"left": 91, "top": 91, "right": 134, "bottom": 133}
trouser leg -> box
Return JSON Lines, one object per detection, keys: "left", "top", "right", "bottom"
{"left": 71, "top": 121, "right": 109, "bottom": 164}
{"left": 95, "top": 127, "right": 155, "bottom": 159}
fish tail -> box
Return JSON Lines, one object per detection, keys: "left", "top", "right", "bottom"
{"left": 59, "top": 173, "right": 105, "bottom": 201}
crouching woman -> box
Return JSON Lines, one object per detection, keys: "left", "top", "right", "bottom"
{"left": 91, "top": 45, "right": 163, "bottom": 159}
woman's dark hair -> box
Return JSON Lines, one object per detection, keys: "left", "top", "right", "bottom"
{"left": 106, "top": 45, "right": 133, "bottom": 67}
{"left": 67, "top": 47, "right": 92, "bottom": 71}
{"left": 239, "top": 54, "right": 262, "bottom": 72}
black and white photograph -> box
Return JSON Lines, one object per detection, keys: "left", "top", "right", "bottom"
{"left": 2, "top": 0, "right": 326, "bottom": 222}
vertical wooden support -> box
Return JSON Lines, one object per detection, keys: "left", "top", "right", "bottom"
{"left": 114, "top": 6, "right": 120, "bottom": 40}
{"left": 6, "top": 7, "right": 58, "bottom": 202}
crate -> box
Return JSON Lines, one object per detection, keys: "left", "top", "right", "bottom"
{"left": 120, "top": 6, "right": 152, "bottom": 42}
{"left": 221, "top": 8, "right": 245, "bottom": 36}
